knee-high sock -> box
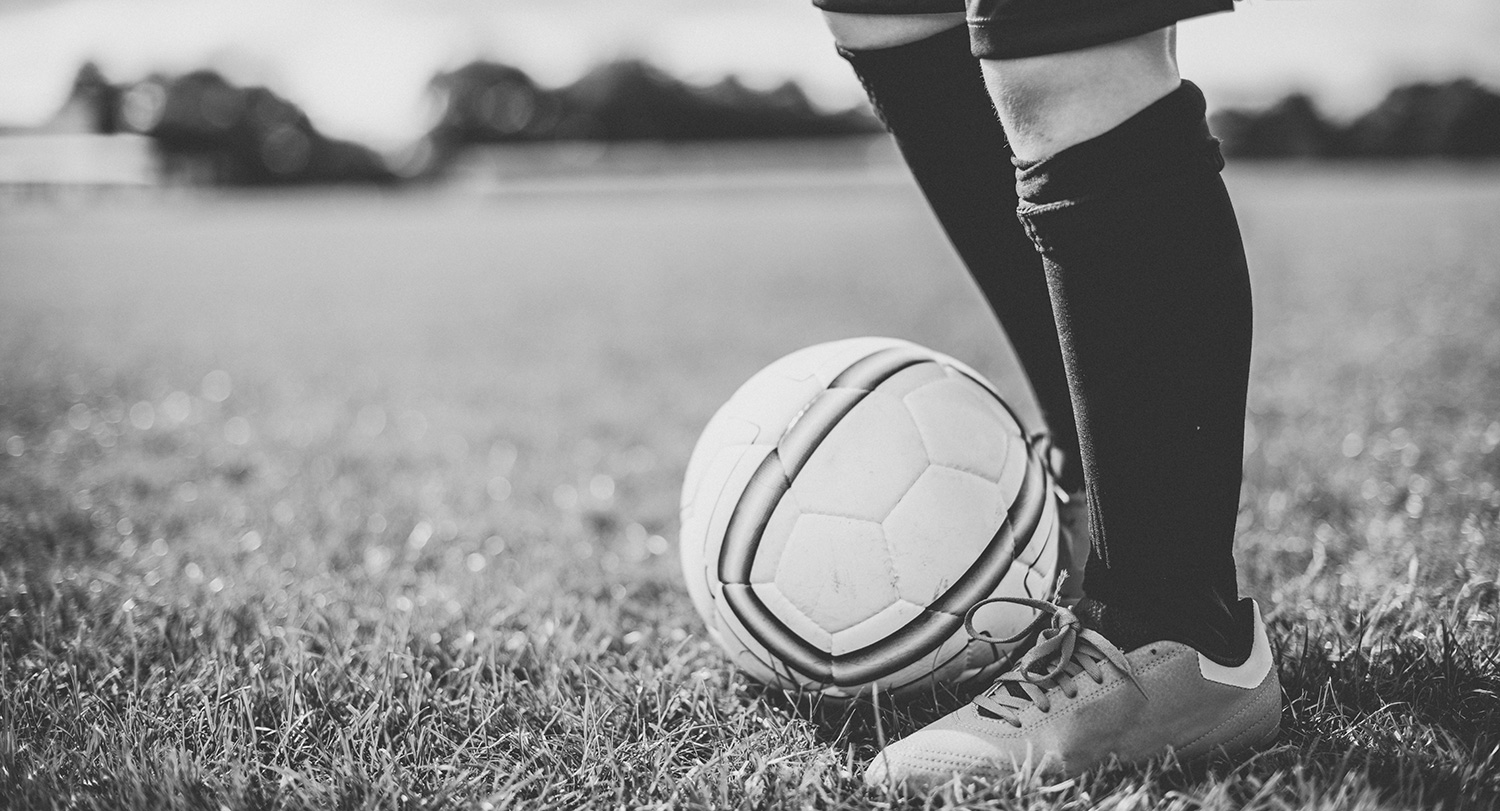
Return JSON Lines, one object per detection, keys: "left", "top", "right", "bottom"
{"left": 1015, "top": 80, "right": 1253, "bottom": 661}
{"left": 838, "top": 27, "right": 1082, "bottom": 491}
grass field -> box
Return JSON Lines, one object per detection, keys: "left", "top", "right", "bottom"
{"left": 2, "top": 155, "right": 1499, "bottom": 809}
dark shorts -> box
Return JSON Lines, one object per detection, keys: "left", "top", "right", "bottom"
{"left": 813, "top": 0, "right": 1233, "bottom": 59}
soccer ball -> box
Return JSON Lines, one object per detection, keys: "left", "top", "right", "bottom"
{"left": 679, "top": 337, "right": 1063, "bottom": 700}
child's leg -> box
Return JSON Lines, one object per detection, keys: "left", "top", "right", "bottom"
{"left": 820, "top": 7, "right": 1253, "bottom": 661}
{"left": 821, "top": 13, "right": 1083, "bottom": 493}
{"left": 981, "top": 30, "right": 1253, "bottom": 661}
{"left": 823, "top": 1, "right": 1279, "bottom": 789}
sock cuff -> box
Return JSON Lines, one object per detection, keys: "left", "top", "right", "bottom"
{"left": 834, "top": 24, "right": 973, "bottom": 76}
{"left": 1014, "top": 79, "right": 1224, "bottom": 209}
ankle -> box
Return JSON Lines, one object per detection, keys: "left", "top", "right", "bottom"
{"left": 1074, "top": 596, "right": 1253, "bottom": 665}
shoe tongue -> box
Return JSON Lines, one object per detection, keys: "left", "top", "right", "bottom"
{"left": 1072, "top": 597, "right": 1110, "bottom": 634}
{"left": 1073, "top": 597, "right": 1156, "bottom": 653}
{"left": 992, "top": 682, "right": 1030, "bottom": 705}
{"left": 978, "top": 596, "right": 1152, "bottom": 716}
{"left": 976, "top": 602, "right": 1163, "bottom": 719}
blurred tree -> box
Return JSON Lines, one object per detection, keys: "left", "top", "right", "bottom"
{"left": 1213, "top": 80, "right": 1500, "bottom": 159}
{"left": 1344, "top": 80, "right": 1500, "bottom": 158}
{"left": 115, "top": 70, "right": 393, "bottom": 185}
{"left": 41, "top": 58, "right": 1500, "bottom": 183}
{"left": 1211, "top": 93, "right": 1337, "bottom": 158}
{"left": 47, "top": 61, "right": 123, "bottom": 134}
{"left": 552, "top": 59, "right": 876, "bottom": 140}
{"left": 428, "top": 57, "right": 878, "bottom": 145}
{"left": 429, "top": 62, "right": 561, "bottom": 144}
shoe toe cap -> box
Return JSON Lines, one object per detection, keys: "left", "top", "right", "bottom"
{"left": 863, "top": 724, "right": 1023, "bottom": 790}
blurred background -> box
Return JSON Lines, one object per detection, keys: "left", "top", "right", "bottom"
{"left": 2, "top": 0, "right": 1499, "bottom": 187}
{"left": 2, "top": 5, "right": 1499, "bottom": 803}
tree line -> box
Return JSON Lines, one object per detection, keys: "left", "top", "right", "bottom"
{"left": 1211, "top": 80, "right": 1500, "bottom": 159}
{"left": 46, "top": 60, "right": 1500, "bottom": 185}
{"left": 51, "top": 59, "right": 879, "bottom": 185}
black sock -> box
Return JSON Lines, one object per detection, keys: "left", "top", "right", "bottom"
{"left": 838, "top": 28, "right": 1082, "bottom": 492}
{"left": 1014, "top": 81, "right": 1252, "bottom": 662}
{"left": 1074, "top": 596, "right": 1253, "bottom": 665}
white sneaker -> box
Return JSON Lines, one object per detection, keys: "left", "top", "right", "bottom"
{"left": 864, "top": 597, "right": 1281, "bottom": 788}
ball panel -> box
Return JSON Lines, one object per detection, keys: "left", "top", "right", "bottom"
{"left": 803, "top": 337, "right": 923, "bottom": 386}
{"left": 1018, "top": 491, "right": 1062, "bottom": 598}
{"left": 896, "top": 620, "right": 996, "bottom": 688}
{"left": 680, "top": 443, "right": 765, "bottom": 625}
{"left": 696, "top": 444, "right": 775, "bottom": 592}
{"left": 940, "top": 635, "right": 1023, "bottom": 689}
{"left": 681, "top": 414, "right": 763, "bottom": 520}
{"left": 887, "top": 493, "right": 1063, "bottom": 695}
{"left": 915, "top": 444, "right": 1050, "bottom": 628}
{"left": 748, "top": 491, "right": 801, "bottom": 585}
{"left": 742, "top": 352, "right": 821, "bottom": 387}
{"left": 928, "top": 352, "right": 1008, "bottom": 403}
{"left": 974, "top": 381, "right": 1026, "bottom": 438}
{"left": 861, "top": 614, "right": 1021, "bottom": 698}
{"left": 903, "top": 376, "right": 1020, "bottom": 483}
{"left": 990, "top": 435, "right": 1030, "bottom": 516}
{"left": 881, "top": 645, "right": 982, "bottom": 697}
{"left": 678, "top": 502, "right": 716, "bottom": 627}
{"left": 774, "top": 514, "right": 898, "bottom": 634}
{"left": 750, "top": 582, "right": 833, "bottom": 653}
{"left": 865, "top": 360, "right": 947, "bottom": 401}
{"left": 966, "top": 593, "right": 1046, "bottom": 645}
{"left": 713, "top": 603, "right": 804, "bottom": 691}
{"left": 951, "top": 491, "right": 1062, "bottom": 678}
{"left": 790, "top": 390, "right": 928, "bottom": 522}
{"left": 718, "top": 373, "right": 821, "bottom": 438}
{"left": 775, "top": 387, "right": 867, "bottom": 478}
{"left": 828, "top": 598, "right": 926, "bottom": 656}
{"left": 882, "top": 465, "right": 1008, "bottom": 606}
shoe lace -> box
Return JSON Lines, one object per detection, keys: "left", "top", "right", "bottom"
{"left": 963, "top": 597, "right": 1147, "bottom": 727}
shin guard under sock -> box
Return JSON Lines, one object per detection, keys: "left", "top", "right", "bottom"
{"left": 1014, "top": 81, "right": 1253, "bottom": 661}
{"left": 838, "top": 27, "right": 1082, "bottom": 491}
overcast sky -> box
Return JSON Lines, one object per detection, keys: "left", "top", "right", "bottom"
{"left": 2, "top": 0, "right": 1498, "bottom": 150}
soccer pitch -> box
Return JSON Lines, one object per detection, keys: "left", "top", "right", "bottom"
{"left": 1, "top": 159, "right": 1498, "bottom": 808}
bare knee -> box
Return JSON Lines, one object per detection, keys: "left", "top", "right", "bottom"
{"left": 822, "top": 11, "right": 966, "bottom": 50}
{"left": 981, "top": 28, "right": 1180, "bottom": 161}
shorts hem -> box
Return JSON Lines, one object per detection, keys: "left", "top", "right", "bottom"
{"left": 969, "top": 0, "right": 1233, "bottom": 58}
{"left": 813, "top": 0, "right": 964, "bottom": 13}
